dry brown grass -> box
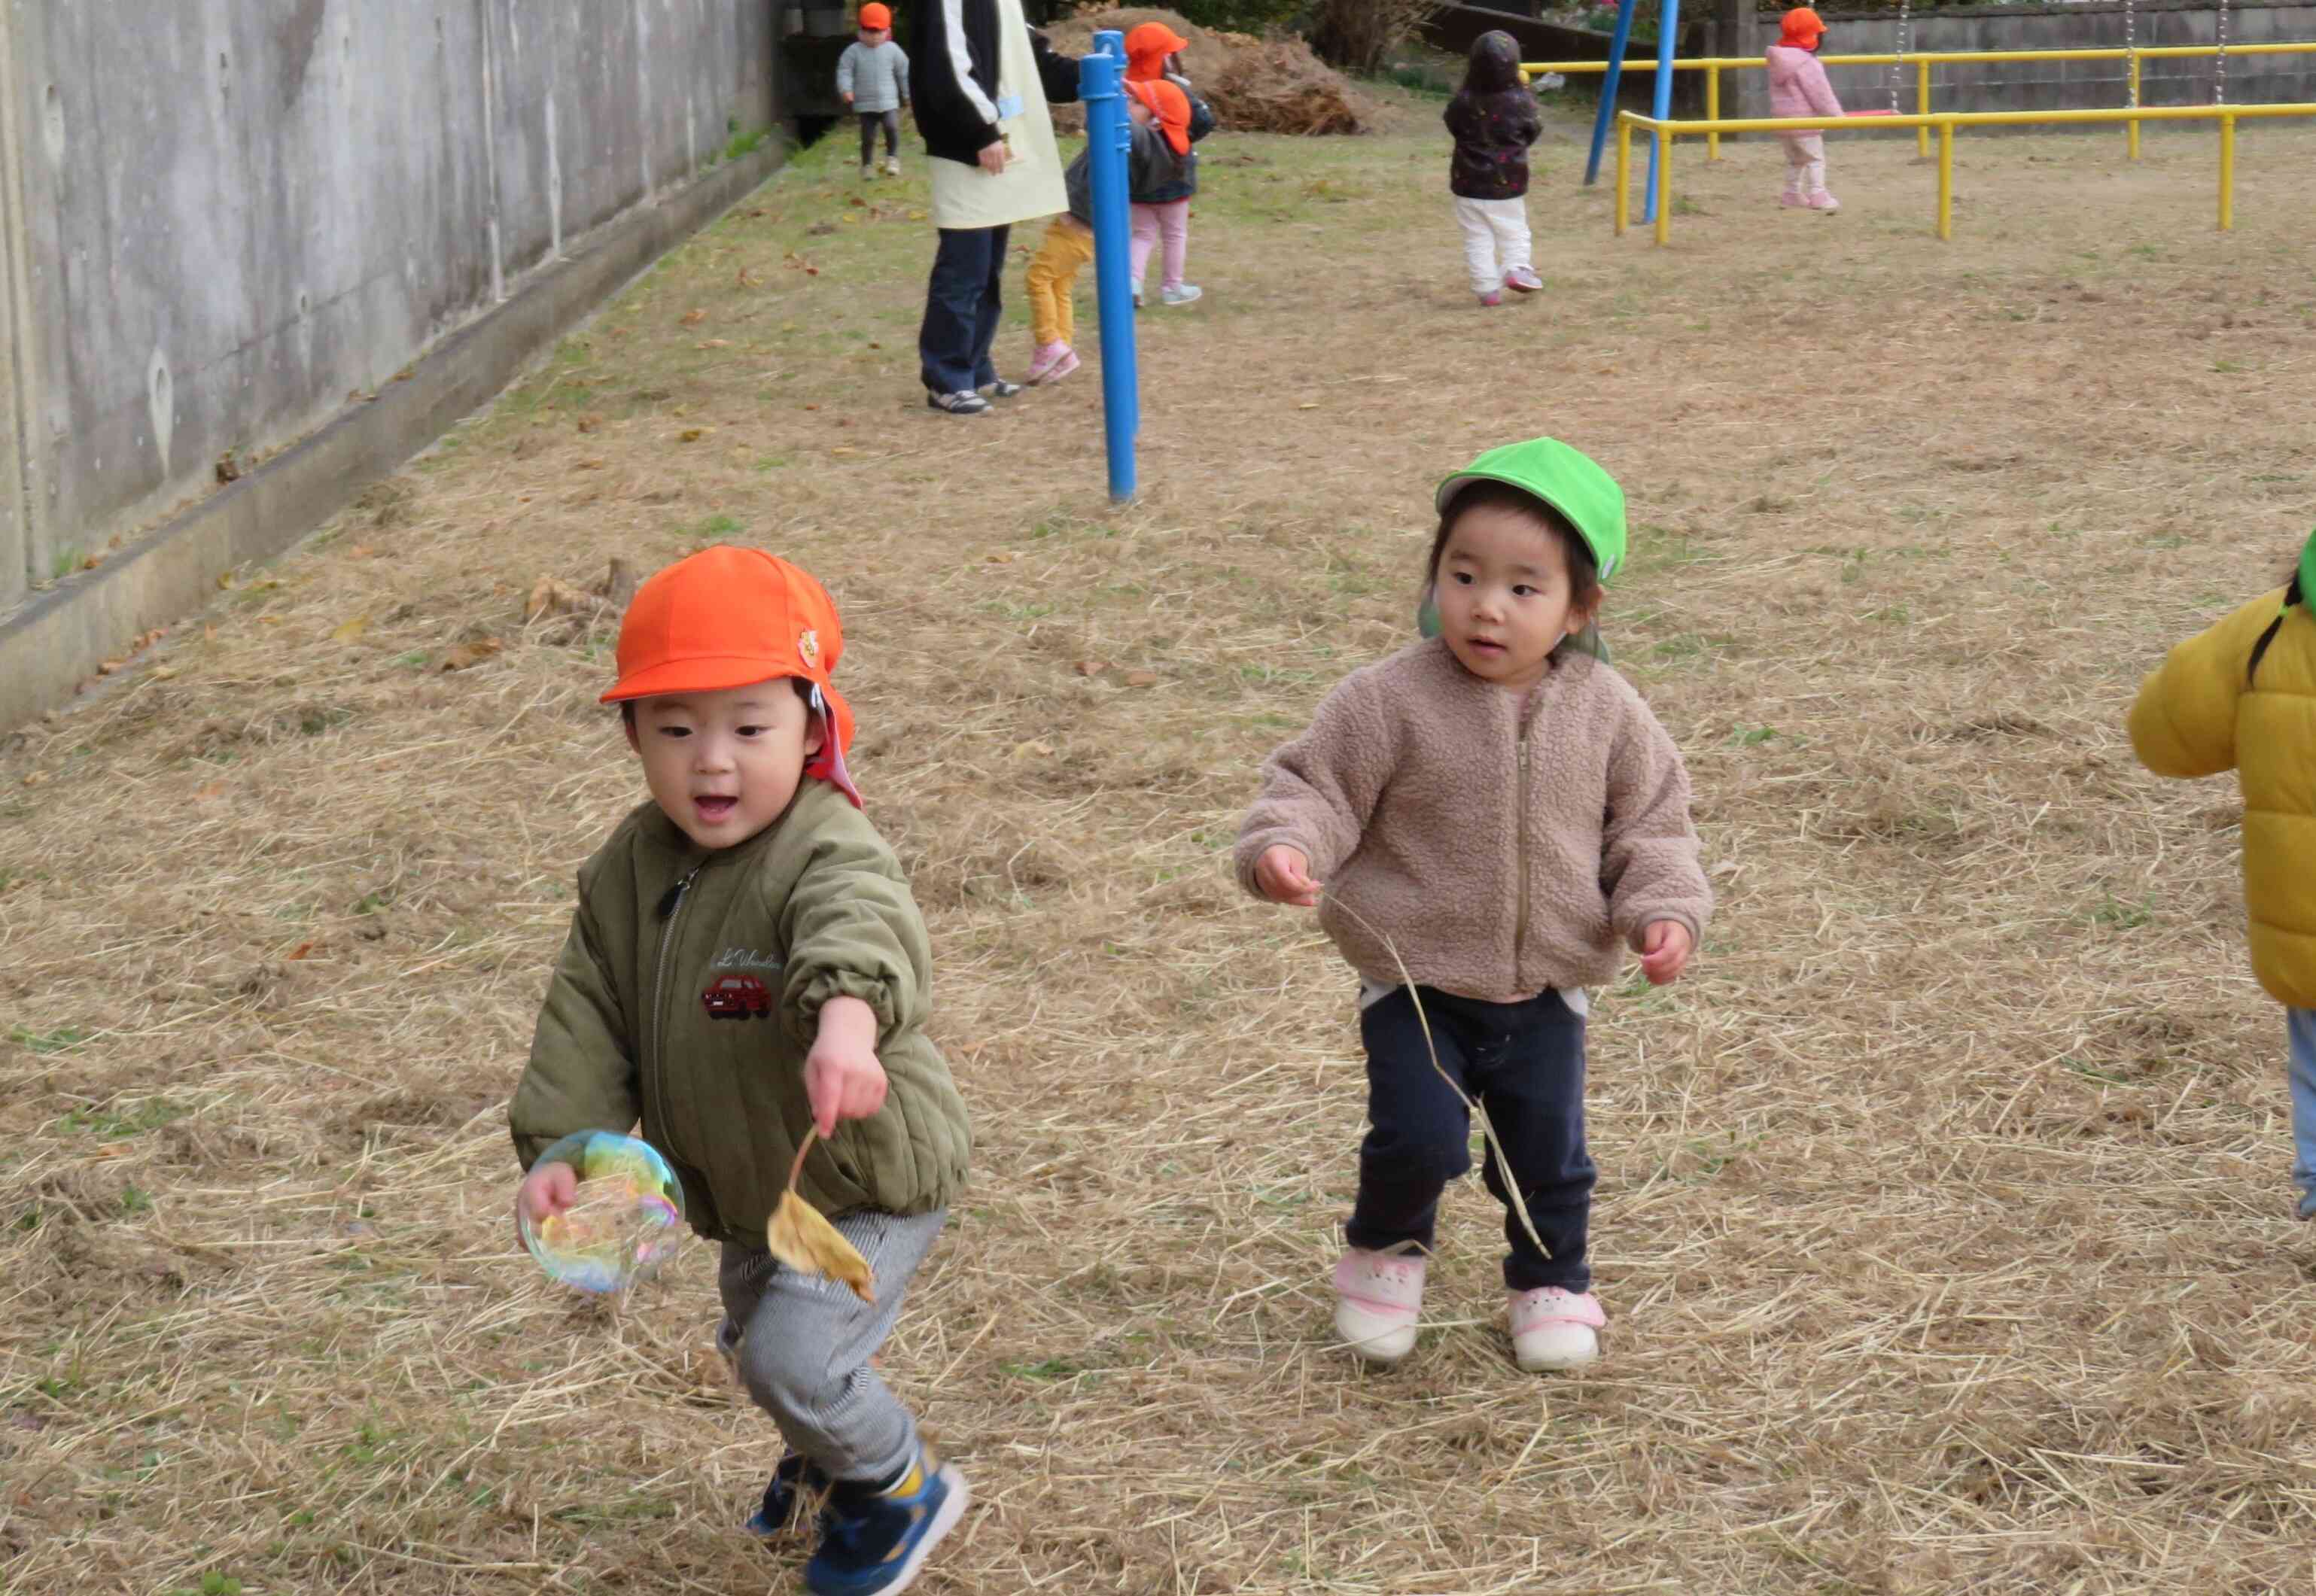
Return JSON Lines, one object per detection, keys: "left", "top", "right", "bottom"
{"left": 6, "top": 101, "right": 2316, "bottom": 1594}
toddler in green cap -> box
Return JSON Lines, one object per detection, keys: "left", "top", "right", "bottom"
{"left": 1234, "top": 437, "right": 1712, "bottom": 1373}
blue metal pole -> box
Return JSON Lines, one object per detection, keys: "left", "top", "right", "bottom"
{"left": 1081, "top": 31, "right": 1138, "bottom": 503}
{"left": 1581, "top": 0, "right": 1643, "bottom": 186}
{"left": 1642, "top": 0, "right": 1681, "bottom": 223}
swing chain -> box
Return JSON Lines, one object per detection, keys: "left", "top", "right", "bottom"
{"left": 2123, "top": 0, "right": 2137, "bottom": 109}
{"left": 1888, "top": 0, "right": 1911, "bottom": 114}
{"left": 2216, "top": 0, "right": 2229, "bottom": 105}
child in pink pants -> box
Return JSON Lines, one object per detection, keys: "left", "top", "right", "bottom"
{"left": 1122, "top": 71, "right": 1210, "bottom": 307}
{"left": 1765, "top": 8, "right": 1843, "bottom": 213}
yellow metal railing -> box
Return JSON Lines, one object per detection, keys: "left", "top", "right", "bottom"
{"left": 1529, "top": 41, "right": 2316, "bottom": 161}
{"left": 1610, "top": 101, "right": 2316, "bottom": 244}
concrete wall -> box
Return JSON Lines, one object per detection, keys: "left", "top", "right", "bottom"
{"left": 1736, "top": 2, "right": 2316, "bottom": 120}
{"left": 0, "top": 0, "right": 776, "bottom": 611}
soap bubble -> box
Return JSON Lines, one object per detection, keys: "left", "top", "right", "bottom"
{"left": 520, "top": 1131, "right": 686, "bottom": 1294}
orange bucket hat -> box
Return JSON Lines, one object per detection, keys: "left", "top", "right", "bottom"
{"left": 1128, "top": 78, "right": 1192, "bottom": 155}
{"left": 602, "top": 546, "right": 861, "bottom": 806}
{"left": 1123, "top": 21, "right": 1188, "bottom": 79}
{"left": 858, "top": 2, "right": 891, "bottom": 29}
{"left": 1778, "top": 7, "right": 1826, "bottom": 47}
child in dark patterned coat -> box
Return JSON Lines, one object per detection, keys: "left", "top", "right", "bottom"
{"left": 1444, "top": 31, "right": 1544, "bottom": 306}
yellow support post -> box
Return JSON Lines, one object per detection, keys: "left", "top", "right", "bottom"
{"left": 1937, "top": 120, "right": 1953, "bottom": 239}
{"left": 1615, "top": 117, "right": 1631, "bottom": 236}
{"left": 1916, "top": 59, "right": 1931, "bottom": 157}
{"left": 2218, "top": 112, "right": 2235, "bottom": 231}
{"left": 1708, "top": 65, "right": 1721, "bottom": 160}
{"left": 2128, "top": 53, "right": 2142, "bottom": 160}
{"left": 1654, "top": 127, "right": 1671, "bottom": 245}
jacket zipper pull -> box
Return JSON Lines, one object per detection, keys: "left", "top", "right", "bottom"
{"left": 655, "top": 868, "right": 700, "bottom": 920}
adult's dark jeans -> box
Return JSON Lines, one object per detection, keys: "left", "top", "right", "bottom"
{"left": 1347, "top": 984, "right": 1595, "bottom": 1293}
{"left": 918, "top": 223, "right": 1009, "bottom": 397}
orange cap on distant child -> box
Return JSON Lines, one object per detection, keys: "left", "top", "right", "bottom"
{"left": 602, "top": 546, "right": 861, "bottom": 806}
{"left": 1779, "top": 7, "right": 1826, "bottom": 46}
{"left": 1128, "top": 78, "right": 1192, "bottom": 155}
{"left": 859, "top": 3, "right": 892, "bottom": 30}
{"left": 1123, "top": 21, "right": 1188, "bottom": 79}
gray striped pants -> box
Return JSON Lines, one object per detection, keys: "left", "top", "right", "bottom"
{"left": 715, "top": 1206, "right": 946, "bottom": 1485}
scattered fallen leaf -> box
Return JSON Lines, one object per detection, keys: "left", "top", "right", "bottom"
{"left": 96, "top": 658, "right": 126, "bottom": 675}
{"left": 1012, "top": 739, "right": 1057, "bottom": 758}
{"left": 680, "top": 308, "right": 708, "bottom": 325}
{"left": 576, "top": 415, "right": 601, "bottom": 433}
{"left": 830, "top": 446, "right": 859, "bottom": 458}
{"left": 21, "top": 771, "right": 48, "bottom": 787}
{"left": 737, "top": 266, "right": 760, "bottom": 287}
{"left": 194, "top": 780, "right": 227, "bottom": 800}
{"left": 216, "top": 573, "right": 237, "bottom": 591}
{"left": 848, "top": 195, "right": 866, "bottom": 208}
{"left": 1296, "top": 402, "right": 1319, "bottom": 410}
{"left": 286, "top": 941, "right": 315, "bottom": 962}
{"left": 781, "top": 322, "right": 799, "bottom": 333}
{"left": 330, "top": 615, "right": 370, "bottom": 644}
{"left": 867, "top": 341, "right": 881, "bottom": 350}
{"left": 765, "top": 1131, "right": 875, "bottom": 1303}
{"left": 525, "top": 576, "right": 588, "bottom": 622}
{"left": 1072, "top": 660, "right": 1112, "bottom": 676}
{"left": 81, "top": 553, "right": 102, "bottom": 570}
{"left": 696, "top": 338, "right": 732, "bottom": 349}
{"left": 802, "top": 403, "right": 820, "bottom": 411}
{"left": 907, "top": 208, "right": 927, "bottom": 220}
{"left": 149, "top": 666, "right": 178, "bottom": 680}
{"left": 215, "top": 451, "right": 242, "bottom": 484}
{"left": 985, "top": 550, "right": 1017, "bottom": 564}
{"left": 807, "top": 221, "right": 836, "bottom": 237}
{"left": 1124, "top": 670, "right": 1161, "bottom": 688}
{"left": 345, "top": 543, "right": 374, "bottom": 559}
{"left": 677, "top": 427, "right": 711, "bottom": 442}
{"left": 441, "top": 640, "right": 503, "bottom": 671}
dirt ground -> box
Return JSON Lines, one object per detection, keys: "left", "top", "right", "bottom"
{"left": 6, "top": 92, "right": 2316, "bottom": 1595}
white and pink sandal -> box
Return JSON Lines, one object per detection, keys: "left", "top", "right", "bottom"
{"left": 1508, "top": 1287, "right": 1605, "bottom": 1372}
{"left": 1332, "top": 1247, "right": 1427, "bottom": 1364}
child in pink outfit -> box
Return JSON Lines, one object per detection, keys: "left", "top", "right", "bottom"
{"left": 1766, "top": 8, "right": 1843, "bottom": 212}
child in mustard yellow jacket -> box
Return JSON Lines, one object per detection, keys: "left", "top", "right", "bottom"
{"left": 2129, "top": 531, "right": 2316, "bottom": 1220}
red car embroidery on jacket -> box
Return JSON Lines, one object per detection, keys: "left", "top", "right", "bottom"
{"left": 701, "top": 974, "right": 772, "bottom": 1020}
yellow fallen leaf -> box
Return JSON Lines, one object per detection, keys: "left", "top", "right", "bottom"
{"left": 830, "top": 446, "right": 860, "bottom": 458}
{"left": 765, "top": 1130, "right": 873, "bottom": 1303}
{"left": 677, "top": 427, "right": 709, "bottom": 443}
{"left": 330, "top": 615, "right": 370, "bottom": 643}
{"left": 441, "top": 639, "right": 503, "bottom": 671}
{"left": 150, "top": 666, "right": 178, "bottom": 680}
{"left": 1297, "top": 403, "right": 1319, "bottom": 410}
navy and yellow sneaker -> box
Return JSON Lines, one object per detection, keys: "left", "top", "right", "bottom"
{"left": 802, "top": 1446, "right": 969, "bottom": 1596}
{"left": 744, "top": 1451, "right": 829, "bottom": 1540}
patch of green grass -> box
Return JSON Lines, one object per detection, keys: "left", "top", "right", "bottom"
{"left": 1728, "top": 725, "right": 1779, "bottom": 746}
{"left": 11, "top": 1024, "right": 90, "bottom": 1054}
{"left": 119, "top": 1186, "right": 153, "bottom": 1215}
{"left": 56, "top": 1098, "right": 187, "bottom": 1138}
{"left": 2090, "top": 892, "right": 2156, "bottom": 930}
{"left": 1001, "top": 1356, "right": 1087, "bottom": 1382}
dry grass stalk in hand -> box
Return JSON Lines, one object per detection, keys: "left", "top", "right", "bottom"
{"left": 767, "top": 1127, "right": 875, "bottom": 1302}
{"left": 1328, "top": 898, "right": 1551, "bottom": 1262}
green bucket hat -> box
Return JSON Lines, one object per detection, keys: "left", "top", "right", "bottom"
{"left": 1419, "top": 438, "right": 1628, "bottom": 659}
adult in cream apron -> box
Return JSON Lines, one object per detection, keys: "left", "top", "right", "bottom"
{"left": 915, "top": 0, "right": 1071, "bottom": 406}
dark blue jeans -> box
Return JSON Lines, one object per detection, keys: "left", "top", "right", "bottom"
{"left": 1347, "top": 985, "right": 1595, "bottom": 1293}
{"left": 918, "top": 223, "right": 1009, "bottom": 396}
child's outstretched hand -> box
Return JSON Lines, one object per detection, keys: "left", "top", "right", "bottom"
{"left": 805, "top": 994, "right": 890, "bottom": 1137}
{"left": 1254, "top": 844, "right": 1321, "bottom": 907}
{"left": 1639, "top": 920, "right": 1694, "bottom": 986}
{"left": 513, "top": 1160, "right": 578, "bottom": 1249}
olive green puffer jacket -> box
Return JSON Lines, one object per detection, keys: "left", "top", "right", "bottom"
{"left": 509, "top": 781, "right": 968, "bottom": 1245}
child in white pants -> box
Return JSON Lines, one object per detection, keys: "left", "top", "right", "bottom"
{"left": 1444, "top": 32, "right": 1542, "bottom": 306}
{"left": 1766, "top": 8, "right": 1844, "bottom": 213}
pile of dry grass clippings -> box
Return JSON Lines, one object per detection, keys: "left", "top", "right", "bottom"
{"left": 1045, "top": 6, "right": 1372, "bottom": 135}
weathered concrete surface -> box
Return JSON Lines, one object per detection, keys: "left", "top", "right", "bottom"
{"left": 0, "top": 0, "right": 775, "bottom": 610}
{"left": 0, "top": 135, "right": 784, "bottom": 731}
{"left": 1735, "top": 2, "right": 2316, "bottom": 120}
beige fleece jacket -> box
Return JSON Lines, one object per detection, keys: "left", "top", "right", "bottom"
{"left": 1234, "top": 638, "right": 1711, "bottom": 1002}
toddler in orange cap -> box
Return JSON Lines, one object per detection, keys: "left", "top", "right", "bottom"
{"left": 507, "top": 546, "right": 972, "bottom": 1595}
{"left": 1765, "top": 8, "right": 1846, "bottom": 213}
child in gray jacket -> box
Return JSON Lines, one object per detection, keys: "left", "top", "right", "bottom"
{"left": 838, "top": 3, "right": 910, "bottom": 179}
{"left": 1237, "top": 437, "right": 1710, "bottom": 1379}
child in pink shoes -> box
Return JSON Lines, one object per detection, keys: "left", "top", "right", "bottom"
{"left": 1237, "top": 439, "right": 1711, "bottom": 1374}
{"left": 1766, "top": 9, "right": 1844, "bottom": 213}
